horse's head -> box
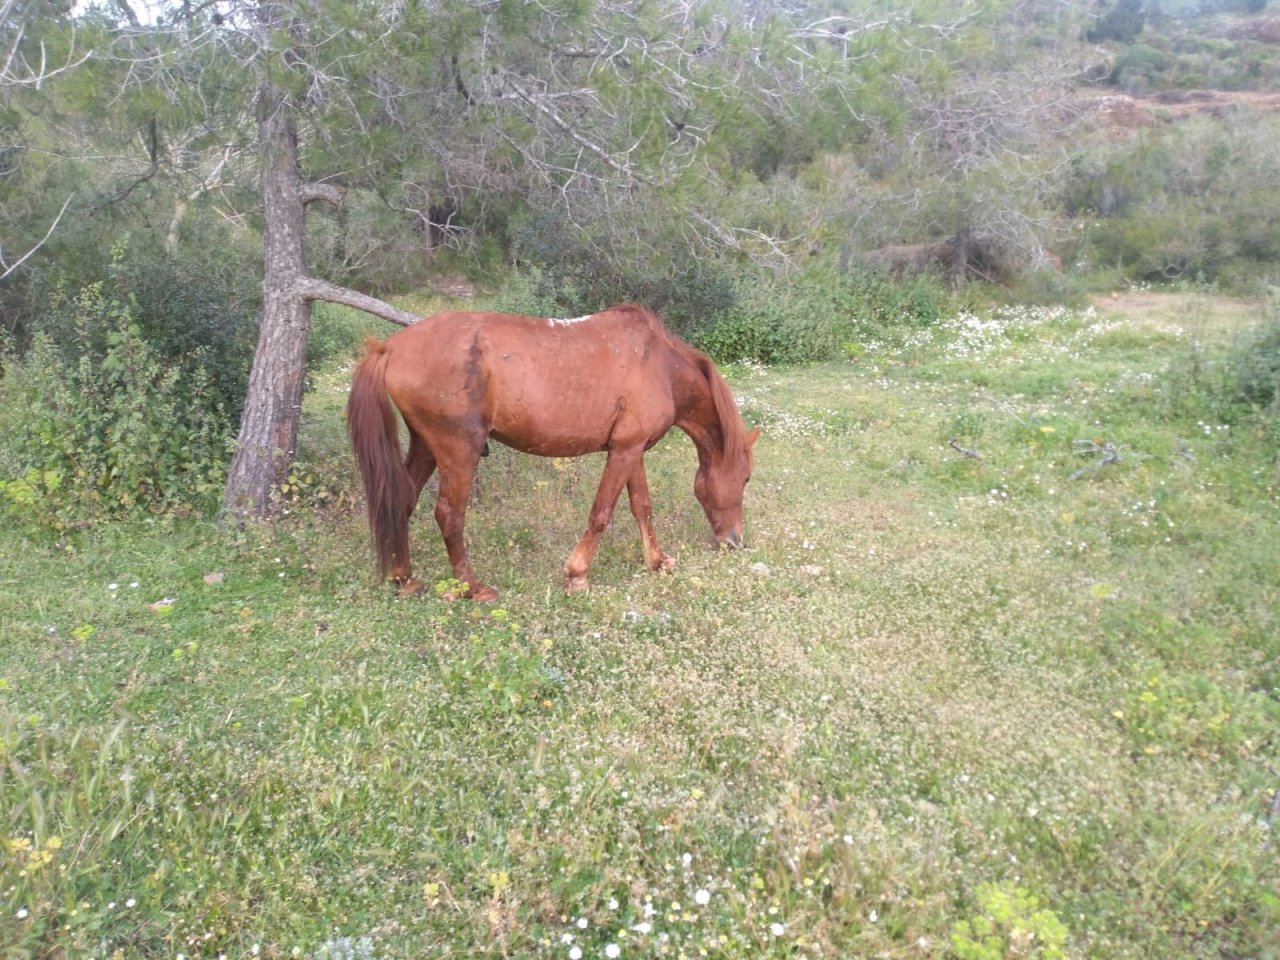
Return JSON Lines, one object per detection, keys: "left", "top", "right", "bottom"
{"left": 695, "top": 426, "right": 760, "bottom": 548}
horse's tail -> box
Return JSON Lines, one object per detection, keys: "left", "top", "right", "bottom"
{"left": 347, "top": 338, "right": 415, "bottom": 581}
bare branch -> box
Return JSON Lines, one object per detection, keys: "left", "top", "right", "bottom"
{"left": 99, "top": 118, "right": 162, "bottom": 205}
{"left": 300, "top": 182, "right": 345, "bottom": 207}
{"left": 502, "top": 73, "right": 653, "bottom": 185}
{"left": 1070, "top": 439, "right": 1125, "bottom": 480}
{"left": 294, "top": 276, "right": 420, "bottom": 327}
{"left": 0, "top": 193, "right": 75, "bottom": 281}
{"left": 1, "top": 7, "right": 91, "bottom": 89}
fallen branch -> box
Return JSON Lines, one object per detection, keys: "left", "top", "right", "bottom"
{"left": 948, "top": 438, "right": 983, "bottom": 461}
{"left": 1070, "top": 439, "right": 1122, "bottom": 480}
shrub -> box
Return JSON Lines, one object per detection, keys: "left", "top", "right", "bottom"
{"left": 951, "top": 883, "right": 1071, "bottom": 960}
{"left": 30, "top": 237, "right": 259, "bottom": 422}
{"left": 1113, "top": 43, "right": 1169, "bottom": 92}
{"left": 697, "top": 268, "right": 952, "bottom": 365}
{"left": 307, "top": 302, "right": 380, "bottom": 374}
{"left": 503, "top": 209, "right": 737, "bottom": 335}
{"left": 305, "top": 187, "right": 437, "bottom": 297}
{"left": 1225, "top": 293, "right": 1280, "bottom": 413}
{"left": 1086, "top": 0, "right": 1146, "bottom": 44}
{"left": 1072, "top": 117, "right": 1280, "bottom": 290}
{"left": 0, "top": 280, "right": 234, "bottom": 527}
{"left": 484, "top": 264, "right": 580, "bottom": 320}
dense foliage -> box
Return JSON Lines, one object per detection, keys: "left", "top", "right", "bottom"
{"left": 0, "top": 268, "right": 234, "bottom": 525}
{"left": 2, "top": 0, "right": 1279, "bottom": 520}
{"left": 695, "top": 268, "right": 953, "bottom": 364}
{"left": 1225, "top": 290, "right": 1280, "bottom": 413}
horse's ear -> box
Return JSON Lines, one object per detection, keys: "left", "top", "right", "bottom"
{"left": 747, "top": 426, "right": 761, "bottom": 448}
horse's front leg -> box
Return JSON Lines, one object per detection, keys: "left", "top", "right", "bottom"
{"left": 627, "top": 458, "right": 676, "bottom": 574}
{"left": 564, "top": 447, "right": 642, "bottom": 592}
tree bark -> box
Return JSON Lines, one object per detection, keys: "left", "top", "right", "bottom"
{"left": 220, "top": 82, "right": 421, "bottom": 520}
{"left": 221, "top": 79, "right": 310, "bottom": 519}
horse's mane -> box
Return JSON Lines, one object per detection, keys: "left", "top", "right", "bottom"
{"left": 664, "top": 328, "right": 747, "bottom": 463}
{"left": 607, "top": 304, "right": 747, "bottom": 462}
{"left": 697, "top": 348, "right": 749, "bottom": 464}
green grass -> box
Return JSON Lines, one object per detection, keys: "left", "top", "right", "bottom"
{"left": 2, "top": 294, "right": 1277, "bottom": 959}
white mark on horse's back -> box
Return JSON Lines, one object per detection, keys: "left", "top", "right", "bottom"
{"left": 546, "top": 314, "right": 594, "bottom": 327}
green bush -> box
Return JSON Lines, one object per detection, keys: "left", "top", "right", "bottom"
{"left": 697, "top": 268, "right": 952, "bottom": 365}
{"left": 951, "top": 883, "right": 1070, "bottom": 960}
{"left": 484, "top": 264, "right": 579, "bottom": 320}
{"left": 307, "top": 302, "right": 380, "bottom": 374}
{"left": 1113, "top": 43, "right": 1169, "bottom": 92}
{"left": 31, "top": 237, "right": 259, "bottom": 421}
{"left": 1225, "top": 294, "right": 1280, "bottom": 413}
{"left": 304, "top": 187, "right": 437, "bottom": 297}
{"left": 1072, "top": 117, "right": 1280, "bottom": 290}
{"left": 1086, "top": 0, "right": 1147, "bottom": 44}
{"left": 0, "top": 281, "right": 234, "bottom": 527}
{"left": 503, "top": 210, "right": 737, "bottom": 335}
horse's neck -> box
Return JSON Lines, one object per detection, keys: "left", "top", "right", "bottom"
{"left": 671, "top": 354, "right": 723, "bottom": 463}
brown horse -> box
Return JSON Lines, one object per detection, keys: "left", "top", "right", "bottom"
{"left": 347, "top": 304, "right": 759, "bottom": 600}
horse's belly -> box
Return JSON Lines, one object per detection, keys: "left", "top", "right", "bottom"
{"left": 488, "top": 428, "right": 605, "bottom": 458}
{"left": 487, "top": 407, "right": 614, "bottom": 457}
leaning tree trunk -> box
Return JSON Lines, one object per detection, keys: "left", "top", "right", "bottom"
{"left": 221, "top": 81, "right": 311, "bottom": 519}
{"left": 951, "top": 226, "right": 973, "bottom": 288}
{"left": 221, "top": 81, "right": 420, "bottom": 521}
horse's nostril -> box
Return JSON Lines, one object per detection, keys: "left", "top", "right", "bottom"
{"left": 724, "top": 531, "right": 743, "bottom": 548}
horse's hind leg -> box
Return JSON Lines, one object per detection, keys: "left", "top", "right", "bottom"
{"left": 390, "top": 432, "right": 437, "bottom": 597}
{"left": 627, "top": 459, "right": 676, "bottom": 574}
{"left": 432, "top": 435, "right": 498, "bottom": 602}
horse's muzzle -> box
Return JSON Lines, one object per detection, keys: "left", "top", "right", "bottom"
{"left": 720, "top": 530, "right": 744, "bottom": 549}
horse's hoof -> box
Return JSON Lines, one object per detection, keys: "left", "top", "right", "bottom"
{"left": 564, "top": 575, "right": 590, "bottom": 593}
{"left": 468, "top": 583, "right": 500, "bottom": 602}
{"left": 656, "top": 554, "right": 677, "bottom": 573}
{"left": 397, "top": 578, "right": 426, "bottom": 598}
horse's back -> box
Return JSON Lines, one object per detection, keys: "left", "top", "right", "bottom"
{"left": 382, "top": 305, "right": 679, "bottom": 456}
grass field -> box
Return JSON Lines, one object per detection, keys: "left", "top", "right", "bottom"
{"left": 2, "top": 293, "right": 1277, "bottom": 959}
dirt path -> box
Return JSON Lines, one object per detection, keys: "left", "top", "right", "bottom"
{"left": 1090, "top": 290, "right": 1265, "bottom": 338}
{"left": 1084, "top": 87, "right": 1280, "bottom": 133}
